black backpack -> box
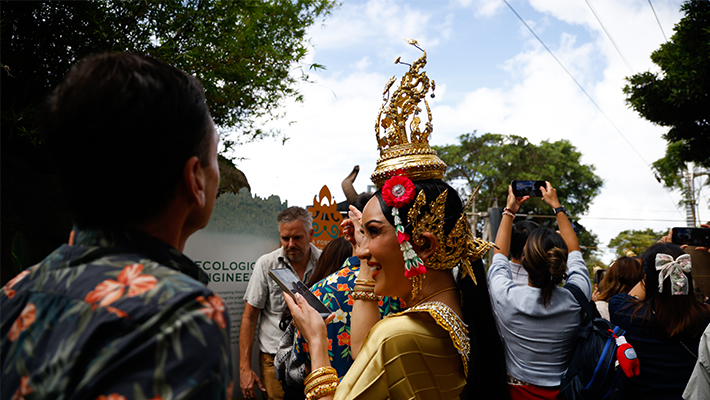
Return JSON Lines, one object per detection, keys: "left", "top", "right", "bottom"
{"left": 560, "top": 284, "right": 625, "bottom": 400}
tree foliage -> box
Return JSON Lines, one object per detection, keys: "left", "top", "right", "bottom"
{"left": 1, "top": 0, "right": 338, "bottom": 147}
{"left": 608, "top": 228, "right": 667, "bottom": 258}
{"left": 434, "top": 132, "right": 604, "bottom": 216}
{"left": 623, "top": 0, "right": 710, "bottom": 189}
{"left": 434, "top": 132, "right": 604, "bottom": 263}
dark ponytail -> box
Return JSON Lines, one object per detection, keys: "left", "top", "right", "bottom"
{"left": 522, "top": 228, "right": 568, "bottom": 307}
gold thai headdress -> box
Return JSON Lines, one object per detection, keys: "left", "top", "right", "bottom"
{"left": 370, "top": 39, "right": 494, "bottom": 291}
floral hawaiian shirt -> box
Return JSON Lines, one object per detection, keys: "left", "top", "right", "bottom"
{"left": 293, "top": 256, "right": 406, "bottom": 378}
{"left": 0, "top": 227, "right": 233, "bottom": 400}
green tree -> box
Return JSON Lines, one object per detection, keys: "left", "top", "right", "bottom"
{"left": 434, "top": 132, "right": 603, "bottom": 216}
{"left": 608, "top": 228, "right": 667, "bottom": 258}
{"left": 2, "top": 0, "right": 337, "bottom": 145}
{"left": 434, "top": 132, "right": 604, "bottom": 264}
{"left": 623, "top": 0, "right": 710, "bottom": 190}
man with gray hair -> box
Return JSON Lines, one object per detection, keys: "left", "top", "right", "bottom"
{"left": 239, "top": 206, "right": 321, "bottom": 400}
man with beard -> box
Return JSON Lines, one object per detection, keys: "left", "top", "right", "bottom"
{"left": 239, "top": 206, "right": 321, "bottom": 400}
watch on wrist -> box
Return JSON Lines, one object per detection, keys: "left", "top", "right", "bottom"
{"left": 553, "top": 206, "right": 566, "bottom": 215}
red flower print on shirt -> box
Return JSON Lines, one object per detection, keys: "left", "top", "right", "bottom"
{"left": 337, "top": 267, "right": 350, "bottom": 277}
{"left": 197, "top": 295, "right": 227, "bottom": 329}
{"left": 8, "top": 303, "right": 36, "bottom": 342}
{"left": 337, "top": 331, "right": 350, "bottom": 346}
{"left": 95, "top": 394, "right": 127, "bottom": 400}
{"left": 85, "top": 263, "right": 157, "bottom": 307}
{"left": 3, "top": 270, "right": 30, "bottom": 299}
{"left": 313, "top": 289, "right": 321, "bottom": 297}
{"left": 11, "top": 375, "right": 32, "bottom": 400}
{"left": 337, "top": 283, "right": 349, "bottom": 292}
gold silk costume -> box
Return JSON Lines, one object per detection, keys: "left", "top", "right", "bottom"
{"left": 335, "top": 303, "right": 466, "bottom": 400}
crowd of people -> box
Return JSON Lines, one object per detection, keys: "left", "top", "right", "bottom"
{"left": 2, "top": 51, "right": 710, "bottom": 400}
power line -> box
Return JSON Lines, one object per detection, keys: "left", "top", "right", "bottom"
{"left": 501, "top": 0, "right": 651, "bottom": 167}
{"left": 584, "top": 0, "right": 634, "bottom": 73}
{"left": 648, "top": 0, "right": 668, "bottom": 41}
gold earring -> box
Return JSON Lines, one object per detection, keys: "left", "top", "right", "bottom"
{"left": 411, "top": 273, "right": 425, "bottom": 300}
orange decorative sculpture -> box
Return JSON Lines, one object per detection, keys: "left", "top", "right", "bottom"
{"left": 310, "top": 185, "right": 343, "bottom": 249}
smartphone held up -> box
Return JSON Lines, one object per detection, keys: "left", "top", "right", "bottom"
{"left": 511, "top": 180, "right": 546, "bottom": 197}
{"left": 671, "top": 228, "right": 710, "bottom": 248}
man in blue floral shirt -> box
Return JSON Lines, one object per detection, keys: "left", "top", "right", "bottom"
{"left": 0, "top": 53, "right": 232, "bottom": 399}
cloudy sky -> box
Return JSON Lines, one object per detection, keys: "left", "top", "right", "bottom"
{"left": 228, "top": 0, "right": 708, "bottom": 262}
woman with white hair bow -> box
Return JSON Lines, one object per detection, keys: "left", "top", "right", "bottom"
{"left": 608, "top": 243, "right": 710, "bottom": 400}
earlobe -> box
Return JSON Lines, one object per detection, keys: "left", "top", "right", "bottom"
{"left": 184, "top": 156, "right": 206, "bottom": 207}
{"left": 417, "top": 232, "right": 439, "bottom": 261}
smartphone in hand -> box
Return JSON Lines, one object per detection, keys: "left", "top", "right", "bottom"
{"left": 511, "top": 180, "right": 546, "bottom": 197}
{"left": 269, "top": 268, "right": 332, "bottom": 318}
{"left": 671, "top": 227, "right": 710, "bottom": 248}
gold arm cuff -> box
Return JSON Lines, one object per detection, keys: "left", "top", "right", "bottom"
{"left": 306, "top": 380, "right": 339, "bottom": 400}
{"left": 304, "top": 366, "right": 337, "bottom": 386}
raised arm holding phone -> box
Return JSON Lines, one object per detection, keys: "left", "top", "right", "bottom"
{"left": 488, "top": 181, "right": 590, "bottom": 399}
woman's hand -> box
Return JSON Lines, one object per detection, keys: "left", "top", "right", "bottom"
{"left": 506, "top": 185, "right": 529, "bottom": 213}
{"left": 284, "top": 293, "right": 334, "bottom": 346}
{"left": 540, "top": 181, "right": 562, "bottom": 209}
{"left": 341, "top": 205, "right": 363, "bottom": 247}
{"left": 284, "top": 293, "right": 334, "bottom": 372}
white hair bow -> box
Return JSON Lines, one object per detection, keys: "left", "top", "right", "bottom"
{"left": 655, "top": 253, "right": 692, "bottom": 296}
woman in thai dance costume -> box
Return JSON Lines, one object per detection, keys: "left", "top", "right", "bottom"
{"left": 284, "top": 40, "right": 509, "bottom": 400}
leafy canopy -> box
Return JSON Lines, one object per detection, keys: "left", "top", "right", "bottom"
{"left": 623, "top": 0, "right": 710, "bottom": 189}
{"left": 608, "top": 228, "right": 667, "bottom": 258}
{"left": 1, "top": 0, "right": 338, "bottom": 148}
{"left": 433, "top": 132, "right": 603, "bottom": 216}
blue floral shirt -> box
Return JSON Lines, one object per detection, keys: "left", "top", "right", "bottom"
{"left": 1, "top": 228, "right": 233, "bottom": 400}
{"left": 294, "top": 256, "right": 406, "bottom": 378}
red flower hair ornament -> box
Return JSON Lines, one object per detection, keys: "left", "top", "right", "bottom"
{"left": 382, "top": 175, "right": 416, "bottom": 208}
{"left": 381, "top": 174, "right": 426, "bottom": 278}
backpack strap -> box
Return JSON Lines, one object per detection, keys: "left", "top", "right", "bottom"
{"left": 564, "top": 283, "right": 602, "bottom": 320}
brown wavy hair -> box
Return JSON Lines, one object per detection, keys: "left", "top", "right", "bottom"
{"left": 522, "top": 228, "right": 568, "bottom": 307}
{"left": 308, "top": 237, "right": 353, "bottom": 286}
{"left": 597, "top": 257, "right": 643, "bottom": 301}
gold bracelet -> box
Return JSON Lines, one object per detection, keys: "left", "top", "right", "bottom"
{"left": 305, "top": 373, "right": 339, "bottom": 394}
{"left": 351, "top": 291, "right": 379, "bottom": 301}
{"left": 353, "top": 284, "right": 375, "bottom": 292}
{"left": 304, "top": 366, "right": 337, "bottom": 386}
{"left": 306, "top": 380, "right": 339, "bottom": 400}
{"left": 354, "top": 279, "right": 375, "bottom": 286}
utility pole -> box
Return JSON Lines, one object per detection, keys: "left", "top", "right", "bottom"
{"left": 684, "top": 169, "right": 697, "bottom": 227}
{"left": 682, "top": 165, "right": 709, "bottom": 227}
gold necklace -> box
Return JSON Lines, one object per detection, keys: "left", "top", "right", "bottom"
{"left": 413, "top": 286, "right": 457, "bottom": 307}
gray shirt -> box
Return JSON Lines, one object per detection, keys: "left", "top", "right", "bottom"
{"left": 488, "top": 251, "right": 591, "bottom": 387}
{"left": 683, "top": 324, "right": 710, "bottom": 400}
{"left": 510, "top": 261, "right": 529, "bottom": 287}
{"left": 244, "top": 243, "right": 321, "bottom": 354}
